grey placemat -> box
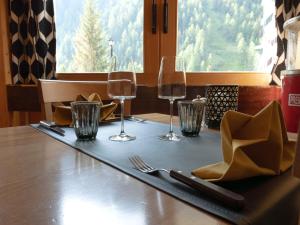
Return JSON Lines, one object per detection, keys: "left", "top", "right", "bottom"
{"left": 31, "top": 121, "right": 300, "bottom": 225}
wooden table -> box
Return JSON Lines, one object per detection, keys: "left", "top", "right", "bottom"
{"left": 0, "top": 114, "right": 229, "bottom": 225}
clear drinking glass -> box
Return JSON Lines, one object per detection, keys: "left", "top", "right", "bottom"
{"left": 107, "top": 60, "right": 137, "bottom": 141}
{"left": 71, "top": 101, "right": 101, "bottom": 140}
{"left": 178, "top": 100, "right": 205, "bottom": 137}
{"left": 158, "top": 56, "right": 186, "bottom": 141}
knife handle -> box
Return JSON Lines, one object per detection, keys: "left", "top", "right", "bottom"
{"left": 40, "top": 120, "right": 56, "bottom": 127}
{"left": 39, "top": 121, "right": 65, "bottom": 136}
{"left": 169, "top": 170, "right": 245, "bottom": 210}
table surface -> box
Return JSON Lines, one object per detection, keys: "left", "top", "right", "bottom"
{"left": 0, "top": 113, "right": 230, "bottom": 225}
{"left": 0, "top": 113, "right": 297, "bottom": 225}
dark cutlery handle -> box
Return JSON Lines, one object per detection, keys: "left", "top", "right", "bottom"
{"left": 169, "top": 170, "right": 245, "bottom": 210}
{"left": 39, "top": 122, "right": 65, "bottom": 136}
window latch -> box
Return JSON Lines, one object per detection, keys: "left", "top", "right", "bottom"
{"left": 152, "top": 0, "right": 157, "bottom": 34}
{"left": 163, "top": 0, "right": 168, "bottom": 33}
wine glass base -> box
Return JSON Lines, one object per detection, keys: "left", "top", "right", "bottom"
{"left": 159, "top": 132, "right": 181, "bottom": 141}
{"left": 109, "top": 133, "right": 136, "bottom": 142}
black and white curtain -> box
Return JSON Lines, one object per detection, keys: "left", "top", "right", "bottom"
{"left": 9, "top": 0, "right": 56, "bottom": 84}
{"left": 272, "top": 0, "right": 300, "bottom": 84}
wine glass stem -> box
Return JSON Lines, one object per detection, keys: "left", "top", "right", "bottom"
{"left": 169, "top": 100, "right": 174, "bottom": 134}
{"left": 120, "top": 99, "right": 125, "bottom": 135}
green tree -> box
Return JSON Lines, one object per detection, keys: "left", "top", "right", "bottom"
{"left": 70, "top": 0, "right": 108, "bottom": 72}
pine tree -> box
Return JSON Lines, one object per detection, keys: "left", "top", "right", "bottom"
{"left": 71, "top": 0, "right": 108, "bottom": 72}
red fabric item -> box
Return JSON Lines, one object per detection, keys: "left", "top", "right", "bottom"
{"left": 281, "top": 74, "right": 300, "bottom": 132}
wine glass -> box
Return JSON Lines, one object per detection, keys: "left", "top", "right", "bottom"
{"left": 107, "top": 60, "right": 137, "bottom": 141}
{"left": 158, "top": 56, "right": 186, "bottom": 141}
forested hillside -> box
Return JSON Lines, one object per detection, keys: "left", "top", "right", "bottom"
{"left": 177, "top": 0, "right": 265, "bottom": 71}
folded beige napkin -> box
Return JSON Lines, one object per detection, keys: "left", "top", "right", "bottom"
{"left": 53, "top": 93, "right": 118, "bottom": 126}
{"left": 192, "top": 101, "right": 296, "bottom": 182}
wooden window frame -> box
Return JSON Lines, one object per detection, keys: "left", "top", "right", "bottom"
{"left": 57, "top": 0, "right": 272, "bottom": 87}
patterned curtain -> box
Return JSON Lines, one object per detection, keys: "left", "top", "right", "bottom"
{"left": 272, "top": 0, "right": 300, "bottom": 84}
{"left": 9, "top": 0, "right": 56, "bottom": 84}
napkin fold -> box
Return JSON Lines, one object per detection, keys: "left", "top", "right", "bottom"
{"left": 53, "top": 93, "right": 118, "bottom": 126}
{"left": 192, "top": 101, "right": 296, "bottom": 182}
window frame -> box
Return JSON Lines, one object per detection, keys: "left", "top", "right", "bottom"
{"left": 56, "top": 0, "right": 272, "bottom": 87}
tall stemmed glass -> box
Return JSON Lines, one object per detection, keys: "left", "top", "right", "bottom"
{"left": 158, "top": 56, "right": 186, "bottom": 141}
{"left": 107, "top": 61, "right": 137, "bottom": 141}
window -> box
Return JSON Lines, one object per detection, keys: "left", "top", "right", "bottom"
{"left": 54, "top": 0, "right": 144, "bottom": 73}
{"left": 177, "top": 0, "right": 276, "bottom": 72}
{"left": 54, "top": 0, "right": 274, "bottom": 85}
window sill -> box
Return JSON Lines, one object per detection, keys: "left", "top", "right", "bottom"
{"left": 57, "top": 72, "right": 272, "bottom": 86}
{"left": 186, "top": 72, "right": 272, "bottom": 86}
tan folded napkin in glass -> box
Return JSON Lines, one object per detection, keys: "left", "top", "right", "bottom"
{"left": 192, "top": 101, "right": 296, "bottom": 182}
{"left": 53, "top": 93, "right": 118, "bottom": 126}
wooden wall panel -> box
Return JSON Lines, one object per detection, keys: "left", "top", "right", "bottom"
{"left": 132, "top": 86, "right": 281, "bottom": 115}
{"left": 238, "top": 86, "right": 281, "bottom": 115}
{"left": 6, "top": 85, "right": 41, "bottom": 111}
{"left": 6, "top": 85, "right": 281, "bottom": 127}
{"left": 6, "top": 85, "right": 41, "bottom": 126}
{"left": 0, "top": 0, "right": 11, "bottom": 127}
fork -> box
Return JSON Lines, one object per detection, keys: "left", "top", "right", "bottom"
{"left": 129, "top": 155, "right": 170, "bottom": 174}
{"left": 129, "top": 155, "right": 245, "bottom": 210}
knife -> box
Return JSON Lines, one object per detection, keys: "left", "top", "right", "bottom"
{"left": 39, "top": 121, "right": 65, "bottom": 136}
{"left": 170, "top": 170, "right": 245, "bottom": 210}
